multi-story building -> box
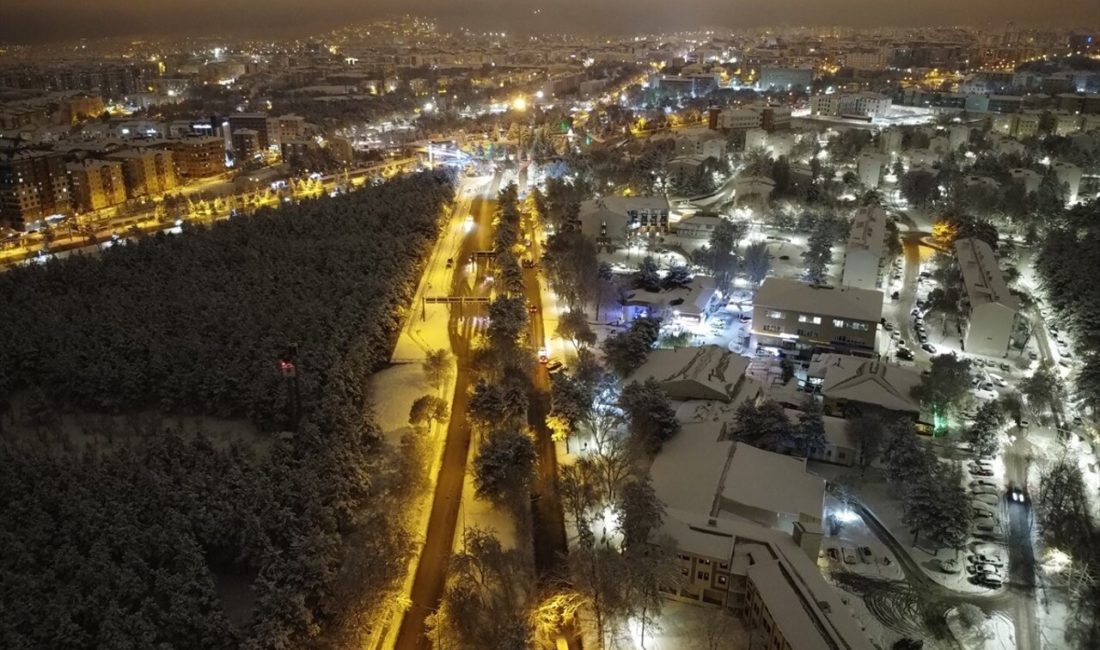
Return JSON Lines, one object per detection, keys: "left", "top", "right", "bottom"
{"left": 753, "top": 278, "right": 883, "bottom": 354}
{"left": 857, "top": 152, "right": 887, "bottom": 189}
{"left": 231, "top": 129, "right": 261, "bottom": 162}
{"left": 1010, "top": 168, "right": 1042, "bottom": 194}
{"left": 67, "top": 159, "right": 127, "bottom": 213}
{"left": 758, "top": 66, "right": 813, "bottom": 91}
{"left": 170, "top": 136, "right": 226, "bottom": 178}
{"left": 227, "top": 113, "right": 273, "bottom": 150}
{"left": 108, "top": 148, "right": 178, "bottom": 198}
{"left": 955, "top": 237, "right": 1019, "bottom": 357}
{"left": 0, "top": 149, "right": 72, "bottom": 230}
{"left": 266, "top": 114, "right": 307, "bottom": 147}
{"left": 841, "top": 206, "right": 888, "bottom": 291}
{"left": 812, "top": 92, "right": 891, "bottom": 119}
{"left": 579, "top": 196, "right": 670, "bottom": 248}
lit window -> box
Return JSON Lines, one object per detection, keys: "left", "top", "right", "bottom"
{"left": 833, "top": 319, "right": 845, "bottom": 327}
{"left": 766, "top": 310, "right": 784, "bottom": 319}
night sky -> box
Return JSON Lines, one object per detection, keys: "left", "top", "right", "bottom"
{"left": 0, "top": 0, "right": 1097, "bottom": 44}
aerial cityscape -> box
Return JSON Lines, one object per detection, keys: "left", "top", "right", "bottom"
{"left": 0, "top": 1, "right": 1098, "bottom": 649}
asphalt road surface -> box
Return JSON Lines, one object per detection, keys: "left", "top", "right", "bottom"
{"left": 394, "top": 174, "right": 500, "bottom": 650}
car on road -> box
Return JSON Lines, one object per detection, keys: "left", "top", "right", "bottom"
{"left": 521, "top": 258, "right": 536, "bottom": 268}
{"left": 896, "top": 348, "right": 915, "bottom": 361}
{"left": 883, "top": 321, "right": 894, "bottom": 331}
{"left": 546, "top": 360, "right": 564, "bottom": 373}
{"left": 988, "top": 374, "right": 1007, "bottom": 387}
{"left": 999, "top": 362, "right": 1011, "bottom": 372}
{"left": 921, "top": 343, "right": 937, "bottom": 354}
{"left": 1008, "top": 484, "right": 1028, "bottom": 503}
{"left": 445, "top": 257, "right": 454, "bottom": 268}
{"left": 528, "top": 302, "right": 539, "bottom": 313}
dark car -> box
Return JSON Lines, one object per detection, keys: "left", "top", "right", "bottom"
{"left": 897, "top": 348, "right": 915, "bottom": 361}
{"left": 921, "top": 343, "right": 937, "bottom": 354}
{"left": 446, "top": 258, "right": 454, "bottom": 268}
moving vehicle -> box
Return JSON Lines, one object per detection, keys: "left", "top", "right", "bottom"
{"left": 538, "top": 348, "right": 548, "bottom": 364}
{"left": 896, "top": 348, "right": 915, "bottom": 361}
{"left": 921, "top": 343, "right": 937, "bottom": 354}
{"left": 446, "top": 258, "right": 454, "bottom": 268}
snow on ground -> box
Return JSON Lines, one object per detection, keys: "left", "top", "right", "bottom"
{"left": 603, "top": 600, "right": 750, "bottom": 650}
{"left": 946, "top": 606, "right": 1016, "bottom": 650}
{"left": 812, "top": 462, "right": 1005, "bottom": 596}
{"left": 455, "top": 433, "right": 519, "bottom": 551}
{"left": 821, "top": 495, "right": 906, "bottom": 582}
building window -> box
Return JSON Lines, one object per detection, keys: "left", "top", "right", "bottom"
{"left": 699, "top": 559, "right": 711, "bottom": 566}
{"left": 678, "top": 554, "right": 691, "bottom": 561}
{"left": 762, "top": 324, "right": 782, "bottom": 333}
{"left": 833, "top": 319, "right": 845, "bottom": 328}
{"left": 838, "top": 450, "right": 848, "bottom": 460}
{"left": 681, "top": 568, "right": 690, "bottom": 576}
{"left": 798, "top": 315, "right": 822, "bottom": 325}
{"left": 697, "top": 571, "right": 710, "bottom": 581}
{"left": 765, "top": 310, "right": 784, "bottom": 319}
{"left": 718, "top": 575, "right": 728, "bottom": 585}
{"left": 849, "top": 321, "right": 869, "bottom": 331}
{"left": 719, "top": 562, "right": 729, "bottom": 570}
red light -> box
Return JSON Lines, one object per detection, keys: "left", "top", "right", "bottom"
{"left": 278, "top": 360, "right": 295, "bottom": 371}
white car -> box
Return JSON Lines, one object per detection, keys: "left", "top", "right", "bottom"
{"left": 988, "top": 374, "right": 1007, "bottom": 387}
{"left": 973, "top": 386, "right": 998, "bottom": 401}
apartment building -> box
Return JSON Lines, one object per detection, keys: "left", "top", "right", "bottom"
{"left": 811, "top": 92, "right": 892, "bottom": 119}
{"left": 955, "top": 237, "right": 1019, "bottom": 357}
{"left": 227, "top": 113, "right": 273, "bottom": 150}
{"left": 753, "top": 278, "right": 884, "bottom": 354}
{"left": 0, "top": 148, "right": 72, "bottom": 230}
{"left": 758, "top": 66, "right": 813, "bottom": 91}
{"left": 67, "top": 159, "right": 127, "bottom": 212}
{"left": 108, "top": 148, "right": 178, "bottom": 198}
{"left": 578, "top": 195, "right": 670, "bottom": 248}
{"left": 841, "top": 206, "right": 888, "bottom": 291}
{"left": 170, "top": 136, "right": 226, "bottom": 178}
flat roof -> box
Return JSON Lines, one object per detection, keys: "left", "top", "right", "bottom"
{"left": 755, "top": 277, "right": 884, "bottom": 323}
{"left": 954, "top": 237, "right": 1018, "bottom": 311}
{"left": 846, "top": 206, "right": 886, "bottom": 255}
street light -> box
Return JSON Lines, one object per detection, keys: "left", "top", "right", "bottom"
{"left": 512, "top": 96, "right": 528, "bottom": 112}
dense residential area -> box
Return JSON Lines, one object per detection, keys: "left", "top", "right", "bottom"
{"left": 1, "top": 7, "right": 1099, "bottom": 650}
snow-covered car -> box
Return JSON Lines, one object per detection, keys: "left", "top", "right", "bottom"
{"left": 972, "top": 494, "right": 1000, "bottom": 506}
{"left": 973, "top": 386, "right": 998, "bottom": 400}
{"left": 969, "top": 553, "right": 1004, "bottom": 567}
{"left": 939, "top": 558, "right": 960, "bottom": 574}
{"left": 971, "top": 486, "right": 999, "bottom": 496}
{"left": 842, "top": 547, "right": 858, "bottom": 565}
{"left": 969, "top": 479, "right": 997, "bottom": 489}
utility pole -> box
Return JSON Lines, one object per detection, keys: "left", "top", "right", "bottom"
{"left": 278, "top": 343, "right": 301, "bottom": 432}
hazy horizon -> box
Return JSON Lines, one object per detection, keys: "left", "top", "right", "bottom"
{"left": 0, "top": 0, "right": 1097, "bottom": 45}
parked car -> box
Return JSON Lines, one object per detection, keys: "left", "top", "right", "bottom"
{"left": 939, "top": 558, "right": 960, "bottom": 574}
{"left": 842, "top": 547, "right": 858, "bottom": 565}
{"left": 921, "top": 343, "right": 937, "bottom": 354}
{"left": 970, "top": 479, "right": 997, "bottom": 488}
{"left": 970, "top": 553, "right": 1004, "bottom": 567}
{"left": 973, "top": 494, "right": 1000, "bottom": 506}
{"left": 897, "top": 348, "right": 915, "bottom": 361}
{"left": 445, "top": 257, "right": 454, "bottom": 268}
{"left": 970, "top": 467, "right": 995, "bottom": 477}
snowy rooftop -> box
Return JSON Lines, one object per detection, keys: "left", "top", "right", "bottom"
{"left": 812, "top": 354, "right": 922, "bottom": 415}
{"left": 846, "top": 206, "right": 887, "bottom": 255}
{"left": 623, "top": 274, "right": 717, "bottom": 317}
{"left": 630, "top": 344, "right": 750, "bottom": 402}
{"left": 721, "top": 443, "right": 825, "bottom": 521}
{"left": 650, "top": 431, "right": 733, "bottom": 517}
{"left": 755, "top": 277, "right": 884, "bottom": 324}
{"left": 955, "top": 237, "right": 1018, "bottom": 311}
{"left": 657, "top": 513, "right": 874, "bottom": 650}
{"left": 784, "top": 408, "right": 857, "bottom": 451}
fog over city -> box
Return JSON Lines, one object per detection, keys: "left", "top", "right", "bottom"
{"left": 1, "top": 0, "right": 1096, "bottom": 42}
